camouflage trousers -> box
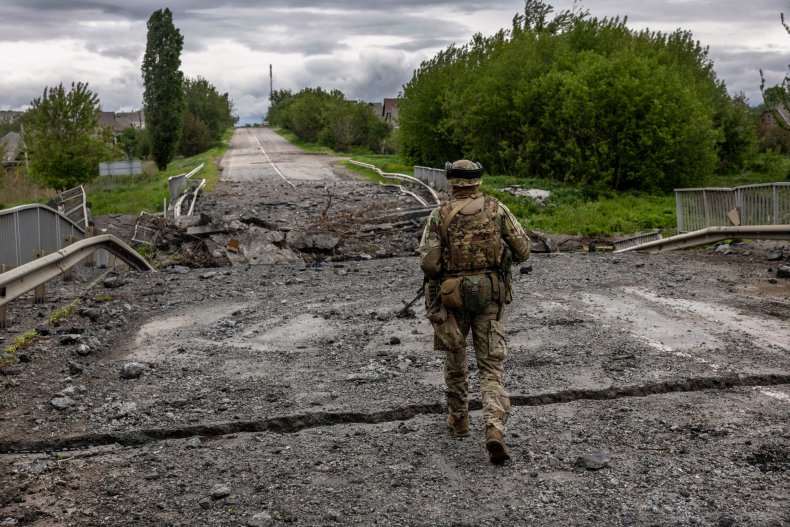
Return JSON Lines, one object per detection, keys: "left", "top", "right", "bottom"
{"left": 438, "top": 301, "right": 511, "bottom": 432}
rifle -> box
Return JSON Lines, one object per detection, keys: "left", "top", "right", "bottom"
{"left": 396, "top": 286, "right": 424, "bottom": 318}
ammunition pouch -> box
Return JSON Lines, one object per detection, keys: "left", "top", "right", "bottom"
{"left": 440, "top": 277, "right": 463, "bottom": 310}
{"left": 461, "top": 274, "right": 493, "bottom": 313}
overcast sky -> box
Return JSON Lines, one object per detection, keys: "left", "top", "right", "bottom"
{"left": 1, "top": 1, "right": 788, "bottom": 124}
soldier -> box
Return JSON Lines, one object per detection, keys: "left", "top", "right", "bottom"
{"left": 419, "top": 159, "right": 531, "bottom": 464}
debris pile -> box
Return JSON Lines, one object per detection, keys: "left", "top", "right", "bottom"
{"left": 131, "top": 213, "right": 230, "bottom": 269}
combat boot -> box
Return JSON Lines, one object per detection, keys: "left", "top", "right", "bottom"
{"left": 447, "top": 413, "right": 470, "bottom": 438}
{"left": 485, "top": 425, "right": 510, "bottom": 464}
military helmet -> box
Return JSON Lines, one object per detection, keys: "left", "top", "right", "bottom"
{"left": 445, "top": 159, "right": 483, "bottom": 187}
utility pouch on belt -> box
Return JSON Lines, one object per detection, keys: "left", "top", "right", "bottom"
{"left": 461, "top": 274, "right": 493, "bottom": 313}
{"left": 440, "top": 277, "right": 464, "bottom": 310}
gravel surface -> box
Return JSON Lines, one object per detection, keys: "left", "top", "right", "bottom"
{"left": 1, "top": 127, "right": 789, "bottom": 526}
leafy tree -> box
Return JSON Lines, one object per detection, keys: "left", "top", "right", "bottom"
{"left": 267, "top": 87, "right": 391, "bottom": 152}
{"left": 179, "top": 111, "right": 211, "bottom": 156}
{"left": 118, "top": 127, "right": 151, "bottom": 160}
{"left": 142, "top": 8, "right": 184, "bottom": 170}
{"left": 23, "top": 82, "right": 116, "bottom": 190}
{"left": 183, "top": 76, "right": 237, "bottom": 143}
{"left": 266, "top": 89, "right": 293, "bottom": 126}
{"left": 399, "top": 0, "right": 755, "bottom": 191}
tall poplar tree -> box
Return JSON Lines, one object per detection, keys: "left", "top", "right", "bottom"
{"left": 142, "top": 8, "right": 184, "bottom": 170}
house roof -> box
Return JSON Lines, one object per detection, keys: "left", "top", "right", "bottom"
{"left": 115, "top": 110, "right": 145, "bottom": 129}
{"left": 0, "top": 131, "right": 21, "bottom": 164}
{"left": 99, "top": 111, "right": 123, "bottom": 132}
{"left": 774, "top": 105, "right": 790, "bottom": 128}
{"left": 369, "top": 102, "right": 383, "bottom": 118}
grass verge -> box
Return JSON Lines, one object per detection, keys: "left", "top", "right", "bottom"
{"left": 87, "top": 129, "right": 232, "bottom": 215}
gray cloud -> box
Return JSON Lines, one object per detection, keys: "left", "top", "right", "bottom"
{"left": 2, "top": 0, "right": 789, "bottom": 124}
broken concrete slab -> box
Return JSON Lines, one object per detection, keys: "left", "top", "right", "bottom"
{"left": 240, "top": 230, "right": 304, "bottom": 265}
{"left": 501, "top": 186, "right": 552, "bottom": 205}
{"left": 286, "top": 231, "right": 340, "bottom": 251}
{"left": 186, "top": 225, "right": 228, "bottom": 237}
{"left": 173, "top": 215, "right": 202, "bottom": 229}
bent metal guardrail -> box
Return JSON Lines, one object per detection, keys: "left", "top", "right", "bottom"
{"left": 0, "top": 234, "right": 154, "bottom": 311}
{"left": 414, "top": 166, "right": 448, "bottom": 192}
{"left": 613, "top": 225, "right": 790, "bottom": 254}
{"left": 348, "top": 161, "right": 440, "bottom": 206}
{"left": 168, "top": 163, "right": 205, "bottom": 205}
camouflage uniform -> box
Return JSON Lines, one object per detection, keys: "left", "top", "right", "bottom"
{"left": 419, "top": 169, "right": 531, "bottom": 440}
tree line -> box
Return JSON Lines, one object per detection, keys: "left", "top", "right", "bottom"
{"left": 267, "top": 87, "right": 392, "bottom": 152}
{"left": 397, "top": 0, "right": 767, "bottom": 192}
{"left": 9, "top": 8, "right": 236, "bottom": 191}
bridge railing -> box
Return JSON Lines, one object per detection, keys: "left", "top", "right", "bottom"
{"left": 0, "top": 204, "right": 85, "bottom": 268}
{"left": 413, "top": 166, "right": 448, "bottom": 192}
{"left": 675, "top": 182, "right": 790, "bottom": 232}
{"left": 168, "top": 163, "right": 205, "bottom": 205}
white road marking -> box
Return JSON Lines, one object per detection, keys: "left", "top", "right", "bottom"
{"left": 755, "top": 387, "right": 790, "bottom": 402}
{"left": 249, "top": 129, "right": 296, "bottom": 188}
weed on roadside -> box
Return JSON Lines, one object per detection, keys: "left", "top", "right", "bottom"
{"left": 49, "top": 300, "right": 80, "bottom": 325}
{"left": 2, "top": 329, "right": 39, "bottom": 365}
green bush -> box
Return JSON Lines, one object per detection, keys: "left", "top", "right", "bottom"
{"left": 398, "top": 1, "right": 756, "bottom": 192}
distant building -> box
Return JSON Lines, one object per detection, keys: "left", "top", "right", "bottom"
{"left": 759, "top": 103, "right": 790, "bottom": 130}
{"left": 369, "top": 102, "right": 383, "bottom": 118}
{"left": 0, "top": 110, "right": 23, "bottom": 125}
{"left": 369, "top": 98, "right": 400, "bottom": 128}
{"left": 0, "top": 131, "right": 21, "bottom": 166}
{"left": 116, "top": 109, "right": 145, "bottom": 130}
{"left": 382, "top": 98, "right": 400, "bottom": 127}
{"left": 99, "top": 110, "right": 145, "bottom": 134}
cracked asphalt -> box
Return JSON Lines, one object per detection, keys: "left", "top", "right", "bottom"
{"left": 1, "top": 127, "right": 789, "bottom": 526}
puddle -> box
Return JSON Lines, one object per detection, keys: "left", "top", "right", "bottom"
{"left": 627, "top": 288, "right": 789, "bottom": 351}
{"left": 250, "top": 314, "right": 331, "bottom": 346}
{"left": 580, "top": 288, "right": 789, "bottom": 360}
{"left": 755, "top": 387, "right": 790, "bottom": 402}
{"left": 124, "top": 303, "right": 249, "bottom": 362}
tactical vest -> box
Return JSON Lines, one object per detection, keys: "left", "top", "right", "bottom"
{"left": 440, "top": 194, "right": 502, "bottom": 274}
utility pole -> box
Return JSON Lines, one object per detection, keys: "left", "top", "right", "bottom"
{"left": 269, "top": 64, "right": 273, "bottom": 102}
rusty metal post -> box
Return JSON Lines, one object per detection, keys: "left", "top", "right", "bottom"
{"left": 33, "top": 250, "right": 46, "bottom": 304}
{"left": 0, "top": 264, "right": 11, "bottom": 328}
{"left": 62, "top": 236, "right": 76, "bottom": 282}
{"left": 0, "top": 280, "right": 7, "bottom": 329}
{"left": 83, "top": 227, "right": 95, "bottom": 267}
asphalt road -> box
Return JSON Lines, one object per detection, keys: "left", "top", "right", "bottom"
{"left": 1, "top": 128, "right": 788, "bottom": 526}
{"left": 221, "top": 127, "right": 345, "bottom": 184}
